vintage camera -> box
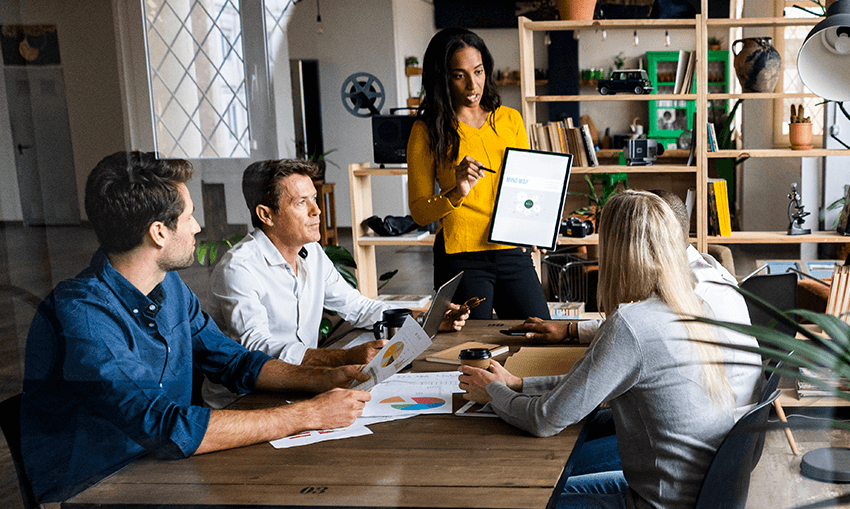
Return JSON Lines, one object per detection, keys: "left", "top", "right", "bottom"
{"left": 625, "top": 138, "right": 665, "bottom": 166}
{"left": 560, "top": 217, "right": 594, "bottom": 238}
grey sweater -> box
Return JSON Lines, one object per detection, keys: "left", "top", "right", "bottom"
{"left": 486, "top": 296, "right": 763, "bottom": 509}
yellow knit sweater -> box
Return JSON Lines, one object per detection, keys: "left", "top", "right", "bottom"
{"left": 407, "top": 106, "right": 529, "bottom": 254}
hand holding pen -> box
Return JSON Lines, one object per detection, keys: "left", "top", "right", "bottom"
{"left": 449, "top": 156, "right": 495, "bottom": 201}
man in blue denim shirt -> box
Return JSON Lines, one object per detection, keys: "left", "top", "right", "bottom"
{"left": 20, "top": 151, "right": 372, "bottom": 503}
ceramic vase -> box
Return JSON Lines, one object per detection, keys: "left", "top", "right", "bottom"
{"left": 732, "top": 37, "right": 782, "bottom": 93}
{"left": 789, "top": 122, "right": 813, "bottom": 150}
{"left": 556, "top": 0, "right": 597, "bottom": 20}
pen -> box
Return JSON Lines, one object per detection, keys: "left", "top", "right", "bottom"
{"left": 479, "top": 166, "right": 496, "bottom": 174}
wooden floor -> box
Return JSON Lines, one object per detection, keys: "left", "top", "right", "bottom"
{"left": 1, "top": 223, "right": 849, "bottom": 508}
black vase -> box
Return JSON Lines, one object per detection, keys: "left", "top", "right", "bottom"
{"left": 732, "top": 37, "right": 781, "bottom": 93}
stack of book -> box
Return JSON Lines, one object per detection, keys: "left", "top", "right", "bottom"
{"left": 796, "top": 366, "right": 850, "bottom": 398}
{"left": 528, "top": 118, "right": 599, "bottom": 167}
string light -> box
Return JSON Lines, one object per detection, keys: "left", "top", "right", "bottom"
{"left": 665, "top": 30, "right": 670, "bottom": 47}
{"left": 602, "top": 29, "right": 607, "bottom": 41}
{"left": 633, "top": 30, "right": 639, "bottom": 46}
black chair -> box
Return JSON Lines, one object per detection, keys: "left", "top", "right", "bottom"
{"left": 693, "top": 389, "right": 781, "bottom": 509}
{"left": 740, "top": 271, "right": 799, "bottom": 339}
{"left": 0, "top": 394, "right": 40, "bottom": 509}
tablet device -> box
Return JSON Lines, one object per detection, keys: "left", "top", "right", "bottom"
{"left": 487, "top": 148, "right": 573, "bottom": 250}
{"left": 421, "top": 271, "right": 463, "bottom": 339}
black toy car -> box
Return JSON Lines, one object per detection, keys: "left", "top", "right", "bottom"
{"left": 597, "top": 69, "right": 654, "bottom": 95}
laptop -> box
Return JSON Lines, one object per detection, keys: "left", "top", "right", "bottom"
{"left": 420, "top": 271, "right": 464, "bottom": 339}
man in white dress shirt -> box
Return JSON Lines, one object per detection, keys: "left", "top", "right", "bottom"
{"left": 210, "top": 159, "right": 467, "bottom": 370}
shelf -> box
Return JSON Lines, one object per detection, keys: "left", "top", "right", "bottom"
{"left": 351, "top": 166, "right": 409, "bottom": 177}
{"left": 706, "top": 232, "right": 850, "bottom": 244}
{"left": 357, "top": 233, "right": 436, "bottom": 246}
{"left": 706, "top": 149, "right": 850, "bottom": 158}
{"left": 528, "top": 93, "right": 694, "bottom": 103}
{"left": 706, "top": 92, "right": 819, "bottom": 100}
{"left": 520, "top": 18, "right": 698, "bottom": 31}
{"left": 706, "top": 17, "right": 818, "bottom": 28}
{"left": 573, "top": 165, "right": 696, "bottom": 174}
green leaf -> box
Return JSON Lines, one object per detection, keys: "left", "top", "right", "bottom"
{"left": 196, "top": 244, "right": 210, "bottom": 266}
{"left": 323, "top": 245, "right": 356, "bottom": 268}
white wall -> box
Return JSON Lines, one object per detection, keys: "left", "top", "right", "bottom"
{"left": 739, "top": 1, "right": 806, "bottom": 233}
{"left": 288, "top": 0, "right": 403, "bottom": 227}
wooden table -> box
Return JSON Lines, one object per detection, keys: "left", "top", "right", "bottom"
{"left": 63, "top": 320, "right": 583, "bottom": 509}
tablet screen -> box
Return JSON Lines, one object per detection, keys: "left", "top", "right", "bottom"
{"left": 487, "top": 148, "right": 573, "bottom": 250}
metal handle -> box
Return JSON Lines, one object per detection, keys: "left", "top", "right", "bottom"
{"left": 16, "top": 143, "right": 31, "bottom": 155}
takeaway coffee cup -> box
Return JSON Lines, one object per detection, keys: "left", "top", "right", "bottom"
{"left": 373, "top": 308, "right": 413, "bottom": 340}
{"left": 458, "top": 348, "right": 492, "bottom": 369}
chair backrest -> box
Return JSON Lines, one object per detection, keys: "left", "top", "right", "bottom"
{"left": 740, "top": 272, "right": 798, "bottom": 340}
{"left": 0, "top": 394, "right": 39, "bottom": 509}
{"left": 694, "top": 389, "right": 781, "bottom": 509}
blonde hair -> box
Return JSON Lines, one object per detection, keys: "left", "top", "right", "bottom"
{"left": 598, "top": 190, "right": 733, "bottom": 407}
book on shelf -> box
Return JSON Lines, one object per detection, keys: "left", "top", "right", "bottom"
{"left": 706, "top": 180, "right": 719, "bottom": 236}
{"left": 707, "top": 122, "right": 719, "bottom": 152}
{"left": 548, "top": 123, "right": 562, "bottom": 153}
{"left": 682, "top": 51, "right": 696, "bottom": 94}
{"left": 580, "top": 124, "right": 599, "bottom": 167}
{"left": 568, "top": 127, "right": 588, "bottom": 166}
{"left": 376, "top": 293, "right": 432, "bottom": 308}
{"left": 795, "top": 366, "right": 850, "bottom": 398}
{"left": 534, "top": 123, "right": 550, "bottom": 152}
{"left": 708, "top": 178, "right": 731, "bottom": 237}
{"left": 425, "top": 341, "right": 510, "bottom": 365}
{"left": 673, "top": 50, "right": 688, "bottom": 94}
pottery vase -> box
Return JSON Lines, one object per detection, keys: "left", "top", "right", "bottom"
{"left": 732, "top": 37, "right": 782, "bottom": 93}
{"left": 556, "top": 0, "right": 597, "bottom": 20}
{"left": 789, "top": 122, "right": 813, "bottom": 150}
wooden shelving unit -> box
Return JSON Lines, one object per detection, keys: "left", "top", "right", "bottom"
{"left": 517, "top": 1, "right": 842, "bottom": 254}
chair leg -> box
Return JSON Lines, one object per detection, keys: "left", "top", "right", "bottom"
{"left": 773, "top": 400, "right": 799, "bottom": 455}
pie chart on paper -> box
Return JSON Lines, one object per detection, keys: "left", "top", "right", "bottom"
{"left": 381, "top": 342, "right": 404, "bottom": 367}
{"left": 380, "top": 396, "right": 447, "bottom": 411}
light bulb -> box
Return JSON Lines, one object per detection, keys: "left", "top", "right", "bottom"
{"left": 602, "top": 29, "right": 607, "bottom": 41}
{"left": 633, "top": 30, "right": 639, "bottom": 46}
{"left": 665, "top": 30, "right": 670, "bottom": 47}
{"left": 835, "top": 32, "right": 850, "bottom": 53}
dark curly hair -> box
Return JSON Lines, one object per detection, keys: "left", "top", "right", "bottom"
{"left": 417, "top": 27, "right": 501, "bottom": 166}
{"left": 84, "top": 151, "right": 193, "bottom": 254}
{"left": 242, "top": 159, "right": 317, "bottom": 229}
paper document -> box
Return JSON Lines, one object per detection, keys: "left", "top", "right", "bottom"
{"left": 351, "top": 316, "right": 432, "bottom": 391}
{"left": 362, "top": 373, "right": 455, "bottom": 417}
{"left": 270, "top": 425, "right": 372, "bottom": 449}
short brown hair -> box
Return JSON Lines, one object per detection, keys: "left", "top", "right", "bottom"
{"left": 84, "top": 151, "right": 193, "bottom": 254}
{"left": 242, "top": 159, "right": 317, "bottom": 228}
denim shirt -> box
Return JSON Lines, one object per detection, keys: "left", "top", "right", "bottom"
{"left": 21, "top": 250, "right": 271, "bottom": 502}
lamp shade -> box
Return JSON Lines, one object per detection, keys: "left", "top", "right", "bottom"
{"left": 797, "top": 0, "right": 850, "bottom": 101}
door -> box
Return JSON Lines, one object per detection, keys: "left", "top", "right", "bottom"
{"left": 5, "top": 66, "right": 80, "bottom": 225}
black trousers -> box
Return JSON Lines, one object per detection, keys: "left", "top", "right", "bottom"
{"left": 433, "top": 231, "right": 549, "bottom": 320}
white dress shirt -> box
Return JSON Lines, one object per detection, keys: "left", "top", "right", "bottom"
{"left": 210, "top": 229, "right": 390, "bottom": 365}
{"left": 576, "top": 245, "right": 751, "bottom": 342}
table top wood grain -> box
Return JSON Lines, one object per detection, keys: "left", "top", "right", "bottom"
{"left": 63, "top": 320, "right": 583, "bottom": 509}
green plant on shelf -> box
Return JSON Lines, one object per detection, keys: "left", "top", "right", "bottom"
{"left": 568, "top": 174, "right": 628, "bottom": 225}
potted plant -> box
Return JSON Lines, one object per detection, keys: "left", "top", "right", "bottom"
{"left": 708, "top": 37, "right": 722, "bottom": 51}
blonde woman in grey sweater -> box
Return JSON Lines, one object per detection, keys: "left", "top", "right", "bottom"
{"left": 459, "top": 190, "right": 763, "bottom": 509}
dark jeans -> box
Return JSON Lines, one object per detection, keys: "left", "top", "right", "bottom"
{"left": 433, "top": 231, "right": 549, "bottom": 320}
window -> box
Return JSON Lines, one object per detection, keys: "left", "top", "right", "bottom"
{"left": 143, "top": 0, "right": 250, "bottom": 158}
{"left": 774, "top": 0, "right": 824, "bottom": 147}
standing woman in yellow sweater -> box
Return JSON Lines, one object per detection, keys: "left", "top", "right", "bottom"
{"left": 407, "top": 27, "right": 549, "bottom": 320}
